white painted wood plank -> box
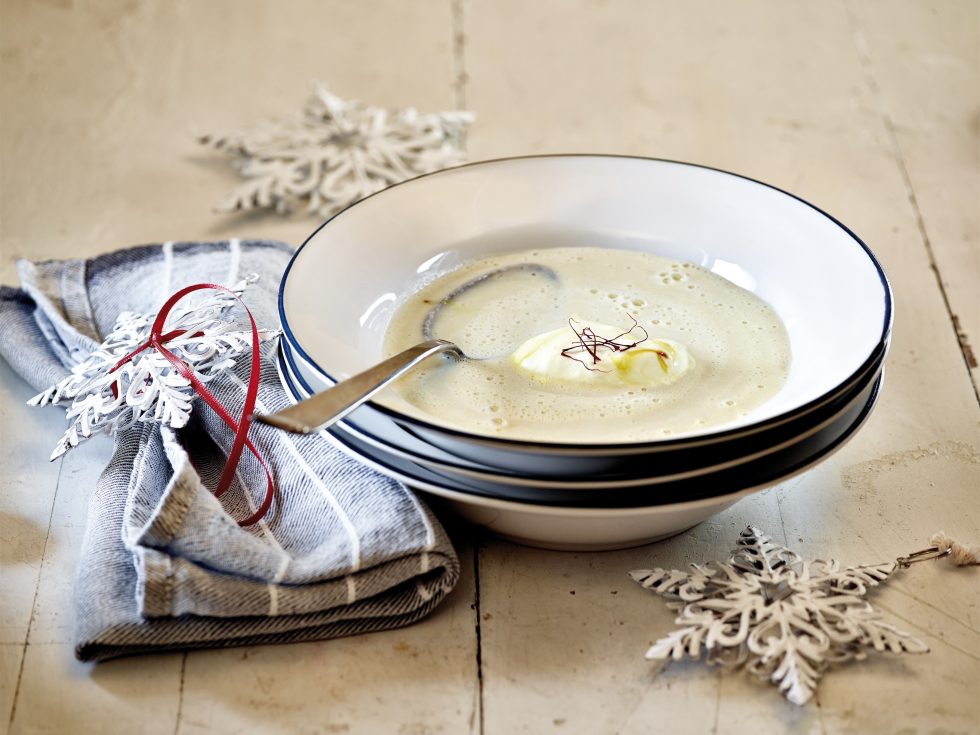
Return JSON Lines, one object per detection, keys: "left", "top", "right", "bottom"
{"left": 0, "top": 644, "right": 22, "bottom": 732}
{"left": 19, "top": 425, "right": 114, "bottom": 646}
{"left": 849, "top": 0, "right": 980, "bottom": 388}
{"left": 712, "top": 447, "right": 980, "bottom": 735}
{"left": 0, "top": 0, "right": 459, "bottom": 284}
{"left": 0, "top": 363, "right": 69, "bottom": 730}
{"left": 0, "top": 362, "right": 66, "bottom": 645}
{"left": 776, "top": 437, "right": 980, "bottom": 642}
{"left": 463, "top": 1, "right": 980, "bottom": 732}
{"left": 175, "top": 547, "right": 479, "bottom": 735}
{"left": 465, "top": 0, "right": 884, "bottom": 180}
{"left": 9, "top": 644, "right": 184, "bottom": 735}
{"left": 477, "top": 493, "right": 786, "bottom": 735}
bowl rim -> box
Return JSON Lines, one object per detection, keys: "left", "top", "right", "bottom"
{"left": 279, "top": 153, "right": 893, "bottom": 450}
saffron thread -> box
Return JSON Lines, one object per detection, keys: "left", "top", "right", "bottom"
{"left": 560, "top": 315, "right": 661, "bottom": 372}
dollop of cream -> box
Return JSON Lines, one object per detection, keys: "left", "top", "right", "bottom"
{"left": 511, "top": 320, "right": 694, "bottom": 386}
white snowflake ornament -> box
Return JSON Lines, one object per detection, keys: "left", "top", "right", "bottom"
{"left": 200, "top": 82, "right": 474, "bottom": 218}
{"left": 29, "top": 276, "right": 277, "bottom": 460}
{"left": 630, "top": 526, "right": 929, "bottom": 706}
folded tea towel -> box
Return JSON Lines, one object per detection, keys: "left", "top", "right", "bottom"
{"left": 0, "top": 240, "right": 459, "bottom": 661}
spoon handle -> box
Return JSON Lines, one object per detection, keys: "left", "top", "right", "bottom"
{"left": 255, "top": 339, "right": 461, "bottom": 434}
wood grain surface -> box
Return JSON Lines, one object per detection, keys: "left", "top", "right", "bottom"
{"left": 1, "top": 1, "right": 977, "bottom": 733}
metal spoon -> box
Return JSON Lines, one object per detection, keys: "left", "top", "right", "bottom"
{"left": 421, "top": 263, "right": 557, "bottom": 344}
{"left": 254, "top": 339, "right": 462, "bottom": 434}
{"left": 255, "top": 263, "right": 557, "bottom": 434}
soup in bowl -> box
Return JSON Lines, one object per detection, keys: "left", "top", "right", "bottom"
{"left": 279, "top": 155, "right": 890, "bottom": 451}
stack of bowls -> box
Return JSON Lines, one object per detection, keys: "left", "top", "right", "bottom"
{"left": 275, "top": 155, "right": 891, "bottom": 550}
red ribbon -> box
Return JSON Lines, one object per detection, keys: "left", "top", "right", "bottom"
{"left": 108, "top": 283, "right": 274, "bottom": 527}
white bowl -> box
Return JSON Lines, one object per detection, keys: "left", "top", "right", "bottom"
{"left": 282, "top": 329, "right": 887, "bottom": 478}
{"left": 281, "top": 155, "right": 891, "bottom": 452}
{"left": 276, "top": 358, "right": 882, "bottom": 550}
{"left": 326, "top": 396, "right": 879, "bottom": 550}
{"left": 277, "top": 338, "right": 882, "bottom": 497}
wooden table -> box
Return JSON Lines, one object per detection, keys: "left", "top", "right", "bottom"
{"left": 2, "top": 1, "right": 977, "bottom": 732}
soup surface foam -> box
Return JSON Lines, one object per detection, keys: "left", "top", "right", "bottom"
{"left": 382, "top": 247, "right": 790, "bottom": 443}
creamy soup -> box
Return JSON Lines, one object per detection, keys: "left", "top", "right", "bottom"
{"left": 382, "top": 247, "right": 790, "bottom": 443}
